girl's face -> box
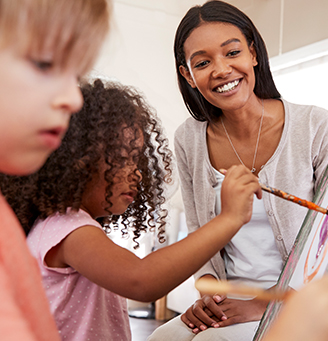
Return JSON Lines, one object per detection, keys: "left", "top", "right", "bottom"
{"left": 0, "top": 43, "right": 83, "bottom": 175}
{"left": 180, "top": 22, "right": 258, "bottom": 113}
{"left": 81, "top": 130, "right": 144, "bottom": 219}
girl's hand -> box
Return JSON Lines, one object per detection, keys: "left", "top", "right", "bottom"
{"left": 180, "top": 294, "right": 227, "bottom": 334}
{"left": 220, "top": 165, "right": 262, "bottom": 228}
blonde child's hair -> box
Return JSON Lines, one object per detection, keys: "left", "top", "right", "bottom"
{"left": 0, "top": 0, "right": 111, "bottom": 74}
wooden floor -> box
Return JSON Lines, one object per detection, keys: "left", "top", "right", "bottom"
{"left": 129, "top": 317, "right": 165, "bottom": 341}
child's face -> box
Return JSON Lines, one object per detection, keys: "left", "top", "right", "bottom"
{"left": 82, "top": 162, "right": 143, "bottom": 219}
{"left": 81, "top": 130, "right": 144, "bottom": 219}
{"left": 0, "top": 43, "right": 83, "bottom": 175}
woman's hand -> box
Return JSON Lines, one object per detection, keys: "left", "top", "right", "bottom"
{"left": 213, "top": 297, "right": 267, "bottom": 327}
{"left": 180, "top": 294, "right": 227, "bottom": 334}
{"left": 181, "top": 294, "right": 267, "bottom": 334}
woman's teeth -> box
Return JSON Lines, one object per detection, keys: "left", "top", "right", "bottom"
{"left": 216, "top": 80, "right": 239, "bottom": 93}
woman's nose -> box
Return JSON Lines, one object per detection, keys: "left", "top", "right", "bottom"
{"left": 212, "top": 58, "right": 232, "bottom": 78}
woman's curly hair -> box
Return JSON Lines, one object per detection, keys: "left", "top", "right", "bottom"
{"left": 0, "top": 78, "right": 172, "bottom": 247}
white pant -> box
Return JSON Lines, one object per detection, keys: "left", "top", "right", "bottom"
{"left": 147, "top": 315, "right": 260, "bottom": 341}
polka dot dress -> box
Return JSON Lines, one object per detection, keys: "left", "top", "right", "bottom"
{"left": 27, "top": 209, "right": 131, "bottom": 341}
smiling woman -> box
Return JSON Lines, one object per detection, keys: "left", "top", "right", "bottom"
{"left": 148, "top": 1, "right": 328, "bottom": 340}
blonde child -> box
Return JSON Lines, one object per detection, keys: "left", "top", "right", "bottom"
{"left": 1, "top": 79, "right": 261, "bottom": 340}
{"left": 0, "top": 1, "right": 110, "bottom": 340}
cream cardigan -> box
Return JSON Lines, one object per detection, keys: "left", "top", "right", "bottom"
{"left": 174, "top": 99, "right": 328, "bottom": 280}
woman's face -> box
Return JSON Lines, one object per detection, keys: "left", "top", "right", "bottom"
{"left": 180, "top": 22, "right": 258, "bottom": 113}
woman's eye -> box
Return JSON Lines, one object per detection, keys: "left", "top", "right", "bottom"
{"left": 194, "top": 60, "right": 209, "bottom": 69}
{"left": 227, "top": 50, "right": 241, "bottom": 57}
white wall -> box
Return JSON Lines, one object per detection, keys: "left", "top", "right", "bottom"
{"left": 271, "top": 39, "right": 328, "bottom": 109}
{"left": 93, "top": 2, "right": 189, "bottom": 149}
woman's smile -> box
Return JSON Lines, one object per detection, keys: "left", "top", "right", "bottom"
{"left": 214, "top": 79, "right": 241, "bottom": 93}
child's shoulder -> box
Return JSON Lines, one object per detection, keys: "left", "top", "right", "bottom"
{"left": 27, "top": 209, "right": 103, "bottom": 252}
{"left": 39, "top": 208, "right": 97, "bottom": 227}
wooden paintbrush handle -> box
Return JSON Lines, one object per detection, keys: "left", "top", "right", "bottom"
{"left": 195, "top": 278, "right": 292, "bottom": 302}
{"left": 260, "top": 183, "right": 328, "bottom": 215}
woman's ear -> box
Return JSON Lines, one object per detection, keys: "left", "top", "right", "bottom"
{"left": 179, "top": 65, "right": 197, "bottom": 88}
{"left": 249, "top": 42, "right": 258, "bottom": 67}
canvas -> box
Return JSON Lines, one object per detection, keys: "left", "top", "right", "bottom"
{"left": 253, "top": 165, "right": 328, "bottom": 340}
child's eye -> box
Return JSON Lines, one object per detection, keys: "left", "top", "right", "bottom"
{"left": 227, "top": 50, "right": 241, "bottom": 57}
{"left": 194, "top": 60, "right": 209, "bottom": 69}
{"left": 31, "top": 60, "right": 53, "bottom": 71}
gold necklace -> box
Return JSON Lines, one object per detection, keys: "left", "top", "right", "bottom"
{"left": 220, "top": 100, "right": 264, "bottom": 173}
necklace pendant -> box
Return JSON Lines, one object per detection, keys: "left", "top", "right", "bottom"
{"left": 251, "top": 168, "right": 256, "bottom": 173}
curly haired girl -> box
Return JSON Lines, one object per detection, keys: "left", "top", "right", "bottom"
{"left": 0, "top": 79, "right": 261, "bottom": 340}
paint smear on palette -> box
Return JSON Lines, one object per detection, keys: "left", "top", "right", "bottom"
{"left": 303, "top": 215, "right": 328, "bottom": 283}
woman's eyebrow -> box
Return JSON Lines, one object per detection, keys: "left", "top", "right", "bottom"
{"left": 189, "top": 50, "right": 206, "bottom": 63}
{"left": 221, "top": 38, "right": 241, "bottom": 47}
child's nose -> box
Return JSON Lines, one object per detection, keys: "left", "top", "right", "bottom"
{"left": 53, "top": 77, "right": 83, "bottom": 114}
{"left": 135, "top": 169, "right": 142, "bottom": 182}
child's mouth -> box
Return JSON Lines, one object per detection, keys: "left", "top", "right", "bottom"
{"left": 39, "top": 127, "right": 66, "bottom": 149}
{"left": 121, "top": 190, "right": 137, "bottom": 202}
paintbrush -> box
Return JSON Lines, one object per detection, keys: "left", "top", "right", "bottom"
{"left": 260, "top": 183, "right": 328, "bottom": 215}
{"left": 195, "top": 278, "right": 293, "bottom": 302}
{"left": 219, "top": 169, "right": 328, "bottom": 215}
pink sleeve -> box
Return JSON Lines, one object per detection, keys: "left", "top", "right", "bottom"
{"left": 29, "top": 209, "right": 104, "bottom": 274}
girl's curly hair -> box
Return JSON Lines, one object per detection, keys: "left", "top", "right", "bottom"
{"left": 0, "top": 79, "right": 172, "bottom": 247}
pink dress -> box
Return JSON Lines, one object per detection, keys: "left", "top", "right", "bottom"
{"left": 27, "top": 208, "right": 131, "bottom": 341}
{"left": 0, "top": 194, "right": 60, "bottom": 340}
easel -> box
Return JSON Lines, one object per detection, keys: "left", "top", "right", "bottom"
{"left": 254, "top": 165, "right": 328, "bottom": 340}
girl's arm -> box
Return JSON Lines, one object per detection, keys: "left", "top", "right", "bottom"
{"left": 47, "top": 165, "right": 261, "bottom": 302}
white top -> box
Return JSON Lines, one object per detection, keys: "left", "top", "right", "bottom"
{"left": 213, "top": 167, "right": 283, "bottom": 289}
